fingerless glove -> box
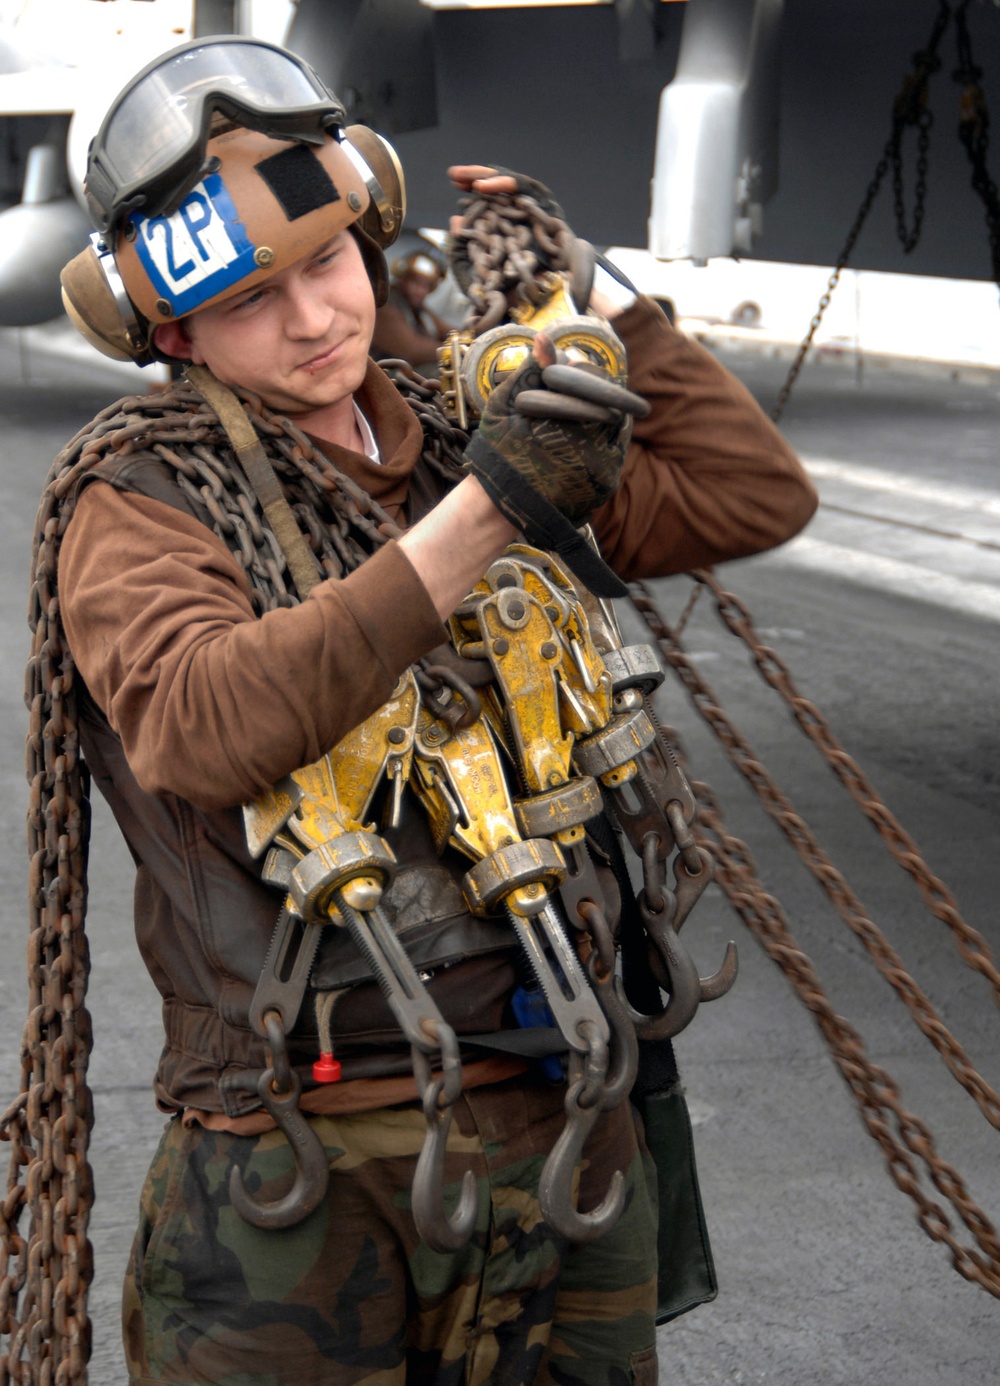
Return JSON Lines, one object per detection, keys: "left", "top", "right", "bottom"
{"left": 463, "top": 356, "right": 630, "bottom": 597}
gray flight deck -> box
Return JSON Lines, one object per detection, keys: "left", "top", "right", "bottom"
{"left": 0, "top": 324, "right": 997, "bottom": 1383}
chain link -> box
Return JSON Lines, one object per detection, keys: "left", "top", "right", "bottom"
{"left": 954, "top": 0, "right": 1000, "bottom": 289}
{"left": 1, "top": 371, "right": 469, "bottom": 1384}
{"left": 629, "top": 575, "right": 1000, "bottom": 1298}
{"left": 452, "top": 191, "right": 575, "bottom": 334}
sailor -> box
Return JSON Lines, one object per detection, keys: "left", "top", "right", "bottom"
{"left": 46, "top": 33, "right": 817, "bottom": 1386}
{"left": 371, "top": 247, "right": 452, "bottom": 371}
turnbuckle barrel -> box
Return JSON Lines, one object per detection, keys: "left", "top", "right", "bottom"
{"left": 333, "top": 890, "right": 447, "bottom": 1046}
{"left": 247, "top": 902, "right": 324, "bottom": 1037}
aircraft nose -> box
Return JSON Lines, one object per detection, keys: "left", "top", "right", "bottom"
{"left": 0, "top": 198, "right": 91, "bottom": 325}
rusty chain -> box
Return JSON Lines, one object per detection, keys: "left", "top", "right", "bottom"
{"left": 954, "top": 0, "right": 1000, "bottom": 288}
{"left": 629, "top": 576, "right": 1000, "bottom": 1299}
{"left": 687, "top": 569, "right": 1000, "bottom": 1004}
{"left": 0, "top": 375, "right": 468, "bottom": 1386}
{"left": 451, "top": 190, "right": 575, "bottom": 334}
{"left": 2, "top": 465, "right": 95, "bottom": 1384}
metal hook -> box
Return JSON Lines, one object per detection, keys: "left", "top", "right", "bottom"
{"left": 538, "top": 1028, "right": 626, "bottom": 1244}
{"left": 585, "top": 953, "right": 639, "bottom": 1110}
{"left": 641, "top": 830, "right": 668, "bottom": 914}
{"left": 577, "top": 899, "right": 638, "bottom": 1110}
{"left": 632, "top": 894, "right": 703, "bottom": 1041}
{"left": 229, "top": 1063, "right": 331, "bottom": 1230}
{"left": 700, "top": 941, "right": 739, "bottom": 1001}
{"left": 669, "top": 847, "right": 739, "bottom": 1003}
{"left": 670, "top": 842, "right": 713, "bottom": 933}
{"left": 410, "top": 1028, "right": 479, "bottom": 1253}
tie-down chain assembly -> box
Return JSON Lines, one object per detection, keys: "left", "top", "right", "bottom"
{"left": 237, "top": 545, "right": 735, "bottom": 1247}
{"left": 437, "top": 269, "right": 630, "bottom": 431}
{"left": 238, "top": 671, "right": 478, "bottom": 1251}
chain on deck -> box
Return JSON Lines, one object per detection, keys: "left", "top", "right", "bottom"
{"left": 630, "top": 575, "right": 1000, "bottom": 1300}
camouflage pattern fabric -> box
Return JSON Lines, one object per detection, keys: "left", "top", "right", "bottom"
{"left": 123, "top": 1076, "right": 658, "bottom": 1386}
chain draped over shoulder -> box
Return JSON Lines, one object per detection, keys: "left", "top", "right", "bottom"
{"left": 2, "top": 364, "right": 470, "bottom": 1382}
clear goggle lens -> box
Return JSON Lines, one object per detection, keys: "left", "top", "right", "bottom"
{"left": 89, "top": 39, "right": 343, "bottom": 231}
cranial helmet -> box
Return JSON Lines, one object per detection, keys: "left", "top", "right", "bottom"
{"left": 391, "top": 250, "right": 443, "bottom": 289}
{"left": 60, "top": 36, "right": 406, "bottom": 365}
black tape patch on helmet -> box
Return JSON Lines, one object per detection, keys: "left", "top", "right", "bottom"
{"left": 255, "top": 144, "right": 340, "bottom": 221}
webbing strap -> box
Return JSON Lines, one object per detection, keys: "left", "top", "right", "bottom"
{"left": 186, "top": 364, "right": 322, "bottom": 597}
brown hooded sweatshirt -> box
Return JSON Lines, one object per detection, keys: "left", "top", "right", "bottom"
{"left": 57, "top": 296, "right": 817, "bottom": 1119}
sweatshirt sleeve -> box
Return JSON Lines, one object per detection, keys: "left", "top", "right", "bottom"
{"left": 590, "top": 296, "right": 818, "bottom": 579}
{"left": 59, "top": 482, "right": 446, "bottom": 811}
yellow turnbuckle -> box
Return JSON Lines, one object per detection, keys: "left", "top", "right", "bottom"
{"left": 436, "top": 274, "right": 628, "bottom": 425}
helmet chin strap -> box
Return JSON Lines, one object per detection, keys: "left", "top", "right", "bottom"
{"left": 185, "top": 364, "right": 323, "bottom": 599}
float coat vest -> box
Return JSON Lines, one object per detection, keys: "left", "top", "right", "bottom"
{"left": 66, "top": 437, "right": 627, "bottom": 1119}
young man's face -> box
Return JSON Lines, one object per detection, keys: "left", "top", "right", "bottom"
{"left": 156, "top": 230, "right": 376, "bottom": 427}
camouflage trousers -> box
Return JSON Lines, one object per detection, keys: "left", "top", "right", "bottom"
{"left": 123, "top": 1074, "right": 659, "bottom": 1386}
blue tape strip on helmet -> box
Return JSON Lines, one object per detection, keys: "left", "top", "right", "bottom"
{"left": 130, "top": 172, "right": 259, "bottom": 318}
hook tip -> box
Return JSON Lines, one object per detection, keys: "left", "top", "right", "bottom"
{"left": 700, "top": 940, "right": 739, "bottom": 1002}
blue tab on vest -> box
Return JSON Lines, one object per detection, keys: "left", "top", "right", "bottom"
{"left": 130, "top": 173, "right": 259, "bottom": 318}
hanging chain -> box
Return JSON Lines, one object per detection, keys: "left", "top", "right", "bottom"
{"left": 0, "top": 372, "right": 470, "bottom": 1386}
{"left": 692, "top": 776, "right": 1000, "bottom": 1298}
{"left": 954, "top": 0, "right": 1000, "bottom": 288}
{"left": 629, "top": 575, "right": 1000, "bottom": 1298}
{"left": 630, "top": 579, "right": 1000, "bottom": 1125}
{"left": 1, "top": 477, "right": 95, "bottom": 1385}
{"left": 772, "top": 0, "right": 954, "bottom": 422}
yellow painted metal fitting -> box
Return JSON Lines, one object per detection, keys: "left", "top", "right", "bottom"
{"left": 289, "top": 831, "right": 396, "bottom": 924}
{"left": 438, "top": 275, "right": 628, "bottom": 424}
{"left": 513, "top": 775, "right": 603, "bottom": 840}
{"left": 572, "top": 708, "right": 657, "bottom": 781}
{"left": 463, "top": 837, "right": 566, "bottom": 917}
{"left": 599, "top": 760, "right": 638, "bottom": 789}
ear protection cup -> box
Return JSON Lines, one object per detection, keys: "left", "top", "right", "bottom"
{"left": 344, "top": 124, "right": 405, "bottom": 249}
{"left": 60, "top": 237, "right": 154, "bottom": 364}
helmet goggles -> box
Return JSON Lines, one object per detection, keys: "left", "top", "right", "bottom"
{"left": 86, "top": 36, "right": 346, "bottom": 239}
